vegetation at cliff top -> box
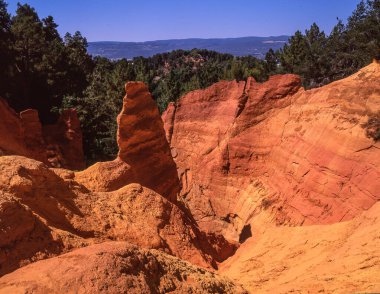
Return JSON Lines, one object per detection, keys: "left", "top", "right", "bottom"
{"left": 0, "top": 0, "right": 379, "bottom": 164}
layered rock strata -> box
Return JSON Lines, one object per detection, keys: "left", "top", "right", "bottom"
{"left": 163, "top": 61, "right": 380, "bottom": 242}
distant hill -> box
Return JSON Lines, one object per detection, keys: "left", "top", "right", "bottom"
{"left": 88, "top": 36, "right": 289, "bottom": 59}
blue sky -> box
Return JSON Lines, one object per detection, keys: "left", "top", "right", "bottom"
{"left": 6, "top": 0, "right": 360, "bottom": 42}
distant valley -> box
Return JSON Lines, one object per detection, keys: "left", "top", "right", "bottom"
{"left": 88, "top": 36, "right": 289, "bottom": 59}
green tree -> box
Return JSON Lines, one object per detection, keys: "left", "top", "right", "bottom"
{"left": 279, "top": 31, "right": 308, "bottom": 75}
{"left": 39, "top": 16, "right": 69, "bottom": 119}
{"left": 366, "top": 0, "right": 380, "bottom": 59}
{"left": 326, "top": 0, "right": 380, "bottom": 79}
{"left": 10, "top": 3, "right": 45, "bottom": 110}
{"left": 0, "top": 0, "right": 12, "bottom": 97}
{"left": 304, "top": 23, "right": 328, "bottom": 86}
{"left": 325, "top": 19, "right": 348, "bottom": 80}
{"left": 264, "top": 48, "right": 278, "bottom": 74}
{"left": 64, "top": 31, "right": 94, "bottom": 97}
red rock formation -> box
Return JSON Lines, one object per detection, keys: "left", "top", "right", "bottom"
{"left": 0, "top": 242, "right": 247, "bottom": 294}
{"left": 163, "top": 61, "right": 380, "bottom": 241}
{"left": 77, "top": 82, "right": 180, "bottom": 202}
{"left": 0, "top": 99, "right": 85, "bottom": 170}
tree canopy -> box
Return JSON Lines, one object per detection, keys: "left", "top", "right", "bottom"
{"left": 0, "top": 2, "right": 93, "bottom": 123}
{"left": 278, "top": 0, "right": 380, "bottom": 87}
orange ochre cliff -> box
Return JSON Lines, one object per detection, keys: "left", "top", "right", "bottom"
{"left": 0, "top": 61, "right": 379, "bottom": 293}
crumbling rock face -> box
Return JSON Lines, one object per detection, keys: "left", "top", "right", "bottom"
{"left": 0, "top": 99, "right": 30, "bottom": 158}
{"left": 43, "top": 109, "right": 84, "bottom": 170}
{"left": 0, "top": 155, "right": 219, "bottom": 276}
{"left": 76, "top": 82, "right": 180, "bottom": 203}
{"left": 19, "top": 109, "right": 46, "bottom": 163}
{"left": 163, "top": 62, "right": 380, "bottom": 241}
{"left": 0, "top": 99, "right": 84, "bottom": 170}
{"left": 0, "top": 242, "right": 248, "bottom": 294}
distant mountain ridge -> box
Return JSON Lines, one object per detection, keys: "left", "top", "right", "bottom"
{"left": 88, "top": 36, "right": 289, "bottom": 59}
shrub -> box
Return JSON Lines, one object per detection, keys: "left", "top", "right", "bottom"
{"left": 362, "top": 113, "right": 380, "bottom": 141}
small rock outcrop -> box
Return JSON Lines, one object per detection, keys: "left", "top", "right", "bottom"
{"left": 0, "top": 99, "right": 85, "bottom": 170}
{"left": 76, "top": 82, "right": 180, "bottom": 202}
{"left": 0, "top": 242, "right": 247, "bottom": 294}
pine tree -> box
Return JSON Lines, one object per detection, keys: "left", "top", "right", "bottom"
{"left": 0, "top": 0, "right": 11, "bottom": 97}
{"left": 64, "top": 31, "right": 93, "bottom": 97}
{"left": 264, "top": 48, "right": 278, "bottom": 74}
{"left": 279, "top": 31, "right": 308, "bottom": 75}
{"left": 10, "top": 3, "right": 46, "bottom": 110}
{"left": 304, "top": 23, "right": 328, "bottom": 86}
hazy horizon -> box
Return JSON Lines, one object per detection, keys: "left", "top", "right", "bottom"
{"left": 89, "top": 35, "right": 290, "bottom": 43}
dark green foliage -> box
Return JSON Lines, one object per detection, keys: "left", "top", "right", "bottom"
{"left": 264, "top": 49, "right": 278, "bottom": 74}
{"left": 0, "top": 0, "right": 11, "bottom": 95}
{"left": 140, "top": 49, "right": 266, "bottom": 112}
{"left": 278, "top": 0, "right": 380, "bottom": 88}
{"left": 0, "top": 3, "right": 93, "bottom": 123}
{"left": 10, "top": 4, "right": 48, "bottom": 113}
{"left": 64, "top": 32, "right": 94, "bottom": 98}
{"left": 279, "top": 25, "right": 329, "bottom": 87}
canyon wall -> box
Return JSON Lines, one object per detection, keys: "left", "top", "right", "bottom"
{"left": 163, "top": 61, "right": 380, "bottom": 242}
